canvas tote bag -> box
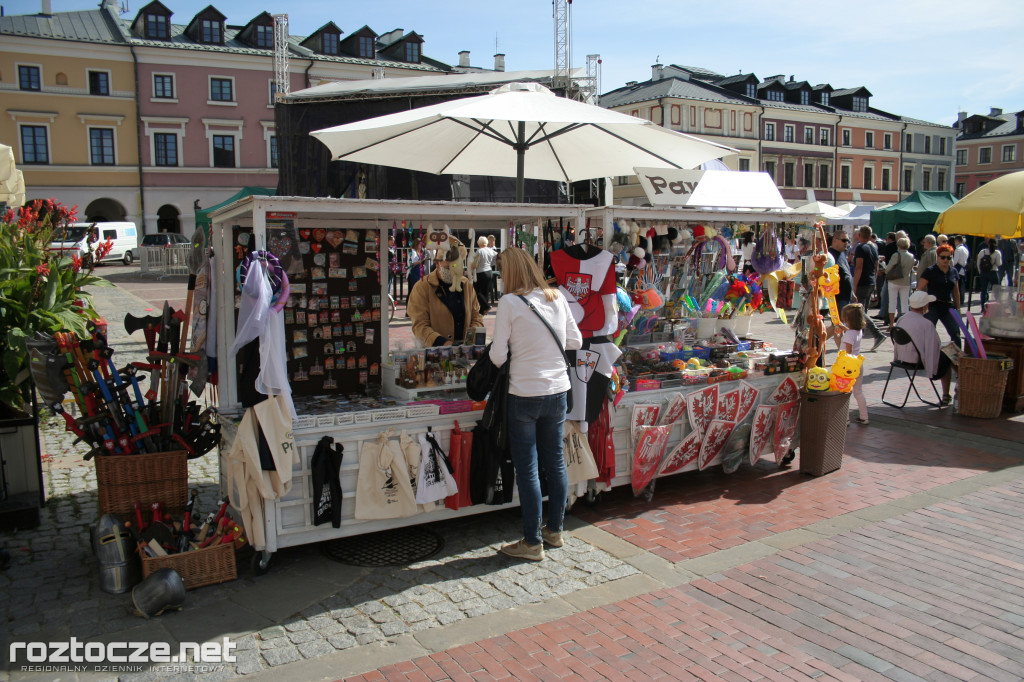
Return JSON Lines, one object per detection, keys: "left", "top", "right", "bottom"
{"left": 355, "top": 429, "right": 418, "bottom": 520}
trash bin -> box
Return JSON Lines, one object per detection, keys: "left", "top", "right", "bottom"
{"left": 0, "top": 403, "right": 44, "bottom": 530}
{"left": 957, "top": 355, "right": 1013, "bottom": 418}
{"left": 799, "top": 390, "right": 850, "bottom": 476}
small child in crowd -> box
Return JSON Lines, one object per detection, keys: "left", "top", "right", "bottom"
{"left": 840, "top": 303, "right": 869, "bottom": 425}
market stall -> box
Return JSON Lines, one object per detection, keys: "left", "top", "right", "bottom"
{"left": 207, "top": 196, "right": 816, "bottom": 572}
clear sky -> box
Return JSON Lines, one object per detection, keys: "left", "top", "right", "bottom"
{"left": 8, "top": 0, "right": 1023, "bottom": 126}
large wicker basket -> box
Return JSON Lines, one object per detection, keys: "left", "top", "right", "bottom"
{"left": 799, "top": 391, "right": 850, "bottom": 476}
{"left": 141, "top": 541, "right": 237, "bottom": 590}
{"left": 958, "top": 356, "right": 1011, "bottom": 419}
{"left": 95, "top": 450, "right": 187, "bottom": 516}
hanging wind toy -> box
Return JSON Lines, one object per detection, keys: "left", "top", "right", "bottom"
{"left": 631, "top": 261, "right": 664, "bottom": 311}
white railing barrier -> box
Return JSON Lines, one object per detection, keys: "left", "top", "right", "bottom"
{"left": 139, "top": 245, "right": 191, "bottom": 277}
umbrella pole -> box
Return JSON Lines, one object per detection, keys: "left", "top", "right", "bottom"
{"left": 515, "top": 121, "right": 526, "bottom": 203}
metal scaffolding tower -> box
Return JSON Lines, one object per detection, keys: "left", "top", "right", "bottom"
{"left": 579, "top": 54, "right": 602, "bottom": 104}
{"left": 552, "top": 0, "right": 571, "bottom": 93}
{"left": 273, "top": 14, "right": 289, "bottom": 102}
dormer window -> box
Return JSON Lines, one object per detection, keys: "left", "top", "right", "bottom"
{"left": 852, "top": 96, "right": 868, "bottom": 112}
{"left": 405, "top": 41, "right": 420, "bottom": 63}
{"left": 255, "top": 24, "right": 273, "bottom": 48}
{"left": 359, "top": 35, "right": 374, "bottom": 58}
{"left": 323, "top": 32, "right": 339, "bottom": 55}
{"left": 145, "top": 14, "right": 169, "bottom": 39}
{"left": 745, "top": 83, "right": 755, "bottom": 98}
{"left": 820, "top": 92, "right": 829, "bottom": 106}
{"left": 766, "top": 89, "right": 784, "bottom": 102}
{"left": 201, "top": 18, "right": 222, "bottom": 44}
{"left": 800, "top": 91, "right": 809, "bottom": 105}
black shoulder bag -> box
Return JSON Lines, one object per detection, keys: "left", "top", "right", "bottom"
{"left": 517, "top": 294, "right": 574, "bottom": 412}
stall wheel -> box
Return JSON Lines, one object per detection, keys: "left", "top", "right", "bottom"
{"left": 251, "top": 550, "right": 273, "bottom": 576}
{"left": 780, "top": 449, "right": 796, "bottom": 467}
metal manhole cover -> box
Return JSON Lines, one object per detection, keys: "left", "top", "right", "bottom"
{"left": 320, "top": 527, "right": 444, "bottom": 566}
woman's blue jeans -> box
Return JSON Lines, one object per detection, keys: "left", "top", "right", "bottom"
{"left": 925, "top": 303, "right": 962, "bottom": 349}
{"left": 507, "top": 392, "right": 568, "bottom": 546}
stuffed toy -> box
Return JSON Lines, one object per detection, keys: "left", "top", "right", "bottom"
{"left": 805, "top": 366, "right": 831, "bottom": 392}
{"left": 446, "top": 236, "right": 467, "bottom": 293}
{"left": 828, "top": 350, "right": 864, "bottom": 393}
{"left": 424, "top": 223, "right": 452, "bottom": 259}
{"left": 817, "top": 264, "right": 841, "bottom": 327}
{"left": 626, "top": 247, "right": 646, "bottom": 272}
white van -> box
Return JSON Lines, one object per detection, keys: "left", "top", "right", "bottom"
{"left": 50, "top": 222, "right": 139, "bottom": 265}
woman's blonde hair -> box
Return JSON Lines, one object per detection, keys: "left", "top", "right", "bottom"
{"left": 477, "top": 236, "right": 488, "bottom": 247}
{"left": 897, "top": 237, "right": 910, "bottom": 250}
{"left": 497, "top": 247, "right": 559, "bottom": 301}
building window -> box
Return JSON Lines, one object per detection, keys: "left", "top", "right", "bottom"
{"left": 269, "top": 81, "right": 279, "bottom": 104}
{"left": 883, "top": 133, "right": 892, "bottom": 150}
{"left": 865, "top": 131, "right": 874, "bottom": 148}
{"left": 937, "top": 169, "right": 946, "bottom": 191}
{"left": 145, "top": 13, "right": 169, "bottom": 39}
{"left": 210, "top": 77, "right": 233, "bottom": 102}
{"left": 820, "top": 128, "right": 829, "bottom": 146}
{"left": 269, "top": 135, "right": 279, "bottom": 168}
{"left": 881, "top": 167, "right": 891, "bottom": 191}
{"left": 955, "top": 181, "right": 966, "bottom": 197}
{"left": 154, "top": 133, "right": 178, "bottom": 166}
{"left": 20, "top": 125, "right": 49, "bottom": 164}
{"left": 212, "top": 135, "right": 235, "bottom": 168}
{"left": 956, "top": 149, "right": 967, "bottom": 165}
{"left": 784, "top": 162, "right": 794, "bottom": 186}
{"left": 820, "top": 92, "right": 829, "bottom": 106}
{"left": 800, "top": 91, "right": 809, "bottom": 105}
{"left": 922, "top": 169, "right": 931, "bottom": 191}
{"left": 766, "top": 89, "right": 784, "bottom": 102}
{"left": 818, "top": 164, "right": 830, "bottom": 188}
{"left": 18, "top": 65, "right": 41, "bottom": 91}
{"left": 852, "top": 96, "right": 868, "bottom": 112}
{"left": 323, "top": 32, "right": 339, "bottom": 55}
{"left": 359, "top": 35, "right": 375, "bottom": 58}
{"left": 939, "top": 138, "right": 947, "bottom": 155}
{"left": 804, "top": 127, "right": 814, "bottom": 144}
{"left": 201, "top": 19, "right": 223, "bottom": 44}
{"left": 924, "top": 136, "right": 931, "bottom": 154}
{"left": 88, "top": 71, "right": 110, "bottom": 96}
{"left": 1003, "top": 145, "right": 1016, "bottom": 162}
{"left": 840, "top": 165, "right": 850, "bottom": 189}
{"left": 154, "top": 74, "right": 174, "bottom": 98}
{"left": 405, "top": 42, "right": 420, "bottom": 63}
{"left": 255, "top": 25, "right": 273, "bottom": 48}
{"left": 738, "top": 158, "right": 750, "bottom": 171}
{"left": 764, "top": 160, "right": 776, "bottom": 180}
{"left": 979, "top": 147, "right": 992, "bottom": 164}
{"left": 905, "top": 134, "right": 913, "bottom": 152}
{"left": 783, "top": 125, "right": 794, "bottom": 143}
{"left": 764, "top": 122, "right": 775, "bottom": 141}
{"left": 863, "top": 166, "right": 873, "bottom": 190}
{"left": 842, "top": 129, "right": 850, "bottom": 146}
{"left": 89, "top": 128, "right": 115, "bottom": 165}
{"left": 904, "top": 168, "right": 913, "bottom": 192}
{"left": 745, "top": 83, "right": 755, "bottom": 98}
{"left": 803, "top": 162, "right": 814, "bottom": 187}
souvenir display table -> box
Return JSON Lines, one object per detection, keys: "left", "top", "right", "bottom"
{"left": 207, "top": 196, "right": 810, "bottom": 572}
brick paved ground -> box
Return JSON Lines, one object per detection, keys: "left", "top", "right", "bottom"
{"left": 3, "top": 267, "right": 1023, "bottom": 681}
{"left": 346, "top": 478, "right": 1024, "bottom": 682}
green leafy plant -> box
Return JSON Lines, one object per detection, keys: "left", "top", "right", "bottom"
{"left": 0, "top": 199, "right": 113, "bottom": 410}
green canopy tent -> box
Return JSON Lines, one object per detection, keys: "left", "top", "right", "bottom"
{"left": 193, "top": 186, "right": 276, "bottom": 238}
{"left": 869, "top": 191, "right": 957, "bottom": 243}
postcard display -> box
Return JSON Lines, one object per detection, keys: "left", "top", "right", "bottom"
{"left": 210, "top": 196, "right": 590, "bottom": 564}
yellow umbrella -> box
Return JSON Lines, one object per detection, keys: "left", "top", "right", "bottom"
{"left": 934, "top": 171, "right": 1024, "bottom": 238}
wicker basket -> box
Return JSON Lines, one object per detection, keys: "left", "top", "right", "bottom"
{"left": 141, "top": 541, "right": 237, "bottom": 590}
{"left": 958, "top": 356, "right": 1011, "bottom": 419}
{"left": 799, "top": 391, "right": 849, "bottom": 476}
{"left": 95, "top": 451, "right": 187, "bottom": 516}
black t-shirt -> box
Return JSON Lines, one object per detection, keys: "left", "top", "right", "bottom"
{"left": 854, "top": 241, "right": 877, "bottom": 287}
{"left": 921, "top": 264, "right": 958, "bottom": 304}
{"left": 828, "top": 247, "right": 854, "bottom": 302}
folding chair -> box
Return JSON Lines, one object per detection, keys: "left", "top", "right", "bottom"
{"left": 880, "top": 326, "right": 942, "bottom": 408}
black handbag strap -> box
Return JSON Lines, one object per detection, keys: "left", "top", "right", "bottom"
{"left": 516, "top": 295, "right": 571, "bottom": 371}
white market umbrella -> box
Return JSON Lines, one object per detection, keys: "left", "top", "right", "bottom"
{"left": 311, "top": 82, "right": 738, "bottom": 201}
{"left": 791, "top": 200, "right": 847, "bottom": 219}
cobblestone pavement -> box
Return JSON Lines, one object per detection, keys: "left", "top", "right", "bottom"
{"left": 0, "top": 271, "right": 638, "bottom": 680}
